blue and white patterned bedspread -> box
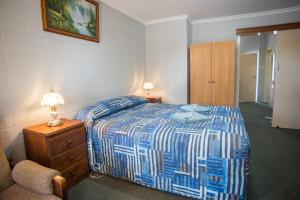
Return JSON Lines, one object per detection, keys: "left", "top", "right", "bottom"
{"left": 74, "top": 96, "right": 250, "bottom": 200}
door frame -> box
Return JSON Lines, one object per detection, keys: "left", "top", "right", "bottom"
{"left": 236, "top": 22, "right": 300, "bottom": 36}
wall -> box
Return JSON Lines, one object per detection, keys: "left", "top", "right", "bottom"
{"left": 266, "top": 33, "right": 277, "bottom": 53}
{"left": 257, "top": 33, "right": 267, "bottom": 103}
{"left": 192, "top": 10, "right": 300, "bottom": 43}
{"left": 0, "top": 0, "right": 145, "bottom": 162}
{"left": 187, "top": 19, "right": 192, "bottom": 103}
{"left": 145, "top": 19, "right": 189, "bottom": 104}
{"left": 263, "top": 50, "right": 272, "bottom": 104}
{"left": 272, "top": 29, "right": 300, "bottom": 130}
{"left": 266, "top": 33, "right": 277, "bottom": 107}
{"left": 240, "top": 35, "right": 259, "bottom": 53}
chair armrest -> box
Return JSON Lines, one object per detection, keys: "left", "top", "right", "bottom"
{"left": 12, "top": 160, "right": 60, "bottom": 195}
{"left": 52, "top": 175, "right": 68, "bottom": 200}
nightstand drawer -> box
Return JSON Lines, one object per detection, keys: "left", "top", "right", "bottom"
{"left": 50, "top": 143, "right": 87, "bottom": 171}
{"left": 61, "top": 158, "right": 89, "bottom": 187}
{"left": 47, "top": 127, "right": 86, "bottom": 157}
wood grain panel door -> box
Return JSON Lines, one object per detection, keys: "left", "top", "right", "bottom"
{"left": 190, "top": 43, "right": 212, "bottom": 105}
{"left": 211, "top": 41, "right": 235, "bottom": 106}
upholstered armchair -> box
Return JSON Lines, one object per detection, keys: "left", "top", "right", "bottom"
{"left": 0, "top": 148, "right": 68, "bottom": 200}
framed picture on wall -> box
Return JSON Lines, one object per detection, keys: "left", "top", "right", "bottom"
{"left": 41, "top": 0, "right": 99, "bottom": 42}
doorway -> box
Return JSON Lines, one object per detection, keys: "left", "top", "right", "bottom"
{"left": 237, "top": 23, "right": 300, "bottom": 128}
{"left": 238, "top": 32, "right": 277, "bottom": 107}
{"left": 239, "top": 53, "right": 257, "bottom": 102}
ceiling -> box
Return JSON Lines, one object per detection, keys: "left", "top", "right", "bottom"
{"left": 101, "top": 0, "right": 300, "bottom": 23}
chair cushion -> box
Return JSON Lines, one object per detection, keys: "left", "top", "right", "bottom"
{"left": 12, "top": 160, "right": 60, "bottom": 195}
{"left": 0, "top": 148, "right": 13, "bottom": 193}
{"left": 0, "top": 184, "right": 61, "bottom": 200}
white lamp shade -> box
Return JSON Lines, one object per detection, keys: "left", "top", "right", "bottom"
{"left": 41, "top": 92, "right": 65, "bottom": 106}
{"left": 143, "top": 82, "right": 154, "bottom": 90}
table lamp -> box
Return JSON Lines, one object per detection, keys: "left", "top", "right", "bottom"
{"left": 41, "top": 90, "right": 65, "bottom": 127}
{"left": 143, "top": 82, "right": 154, "bottom": 97}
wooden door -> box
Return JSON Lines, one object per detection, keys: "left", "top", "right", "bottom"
{"left": 239, "top": 53, "right": 257, "bottom": 102}
{"left": 190, "top": 43, "right": 212, "bottom": 105}
{"left": 273, "top": 29, "right": 300, "bottom": 129}
{"left": 211, "top": 41, "right": 235, "bottom": 106}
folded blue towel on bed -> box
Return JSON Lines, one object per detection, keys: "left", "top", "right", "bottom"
{"left": 180, "top": 104, "right": 210, "bottom": 112}
{"left": 171, "top": 112, "right": 210, "bottom": 123}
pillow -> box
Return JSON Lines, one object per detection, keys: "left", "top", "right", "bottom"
{"left": 126, "top": 95, "right": 149, "bottom": 106}
{"left": 74, "top": 95, "right": 148, "bottom": 126}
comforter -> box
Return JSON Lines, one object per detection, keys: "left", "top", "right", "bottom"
{"left": 74, "top": 96, "right": 250, "bottom": 200}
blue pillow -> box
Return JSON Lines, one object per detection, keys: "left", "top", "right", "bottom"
{"left": 73, "top": 96, "right": 149, "bottom": 126}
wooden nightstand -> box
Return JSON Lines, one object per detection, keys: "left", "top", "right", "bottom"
{"left": 23, "top": 119, "right": 89, "bottom": 188}
{"left": 146, "top": 96, "right": 162, "bottom": 103}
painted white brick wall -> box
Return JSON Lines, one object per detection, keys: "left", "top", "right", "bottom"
{"left": 240, "top": 35, "right": 259, "bottom": 53}
{"left": 145, "top": 19, "right": 189, "bottom": 104}
{"left": 0, "top": 0, "right": 145, "bottom": 162}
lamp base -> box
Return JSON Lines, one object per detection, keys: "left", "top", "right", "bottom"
{"left": 47, "top": 118, "right": 64, "bottom": 127}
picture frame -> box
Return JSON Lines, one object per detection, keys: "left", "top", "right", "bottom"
{"left": 41, "top": 0, "right": 99, "bottom": 43}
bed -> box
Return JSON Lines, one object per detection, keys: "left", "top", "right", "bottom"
{"left": 74, "top": 96, "right": 250, "bottom": 200}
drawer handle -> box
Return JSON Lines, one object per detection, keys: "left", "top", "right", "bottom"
{"left": 67, "top": 139, "right": 73, "bottom": 145}
{"left": 71, "top": 171, "right": 77, "bottom": 177}
{"left": 69, "top": 155, "right": 75, "bottom": 160}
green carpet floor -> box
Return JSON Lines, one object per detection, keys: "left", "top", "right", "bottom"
{"left": 69, "top": 103, "right": 300, "bottom": 200}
